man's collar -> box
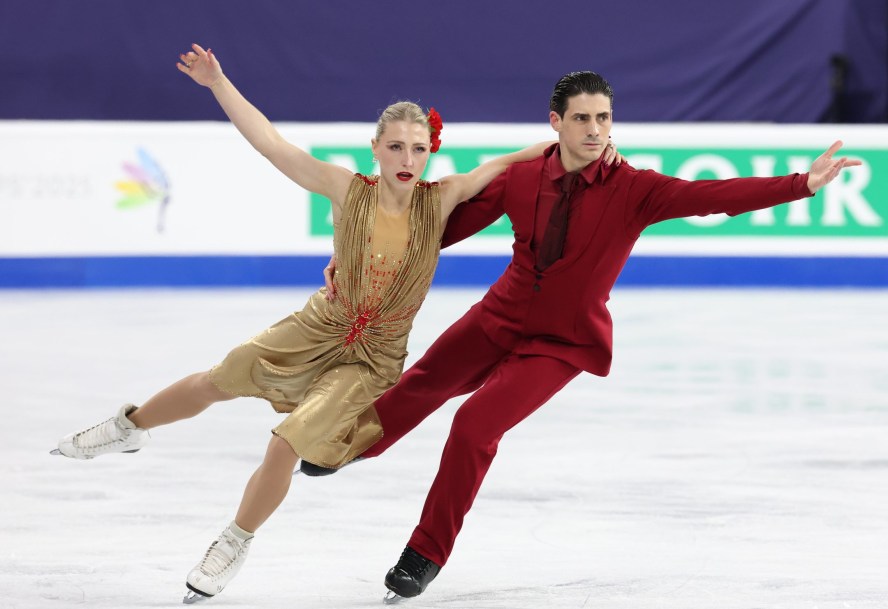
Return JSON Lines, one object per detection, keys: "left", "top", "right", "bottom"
{"left": 545, "top": 143, "right": 608, "bottom": 185}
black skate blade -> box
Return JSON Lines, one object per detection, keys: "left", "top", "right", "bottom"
{"left": 49, "top": 449, "right": 62, "bottom": 456}
{"left": 383, "top": 590, "right": 406, "bottom": 605}
{"left": 293, "top": 456, "right": 366, "bottom": 477}
{"left": 293, "top": 461, "right": 338, "bottom": 477}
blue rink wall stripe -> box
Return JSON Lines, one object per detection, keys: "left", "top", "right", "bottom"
{"left": 0, "top": 255, "right": 887, "bottom": 288}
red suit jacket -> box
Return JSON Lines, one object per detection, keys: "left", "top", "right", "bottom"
{"left": 440, "top": 144, "right": 813, "bottom": 376}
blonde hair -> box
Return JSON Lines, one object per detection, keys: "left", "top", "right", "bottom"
{"left": 375, "top": 101, "right": 430, "bottom": 141}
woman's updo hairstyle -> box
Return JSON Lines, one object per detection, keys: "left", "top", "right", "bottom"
{"left": 375, "top": 101, "right": 430, "bottom": 141}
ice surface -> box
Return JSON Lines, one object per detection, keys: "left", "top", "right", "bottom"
{"left": 2, "top": 288, "right": 887, "bottom": 608}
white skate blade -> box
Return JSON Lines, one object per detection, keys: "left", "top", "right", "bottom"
{"left": 183, "top": 589, "right": 209, "bottom": 604}
{"left": 49, "top": 448, "right": 93, "bottom": 459}
{"left": 383, "top": 590, "right": 406, "bottom": 604}
{"left": 50, "top": 448, "right": 139, "bottom": 457}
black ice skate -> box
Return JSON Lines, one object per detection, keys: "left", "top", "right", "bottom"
{"left": 296, "top": 456, "right": 365, "bottom": 477}
{"left": 383, "top": 546, "right": 441, "bottom": 604}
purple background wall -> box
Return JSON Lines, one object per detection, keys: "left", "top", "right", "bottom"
{"left": 1, "top": 0, "right": 885, "bottom": 124}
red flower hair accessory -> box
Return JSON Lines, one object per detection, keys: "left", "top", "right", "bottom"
{"left": 427, "top": 107, "right": 443, "bottom": 153}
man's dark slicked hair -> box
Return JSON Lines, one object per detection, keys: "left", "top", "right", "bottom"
{"left": 549, "top": 71, "right": 614, "bottom": 117}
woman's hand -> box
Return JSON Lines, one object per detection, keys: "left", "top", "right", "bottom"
{"left": 177, "top": 43, "right": 223, "bottom": 88}
{"left": 603, "top": 138, "right": 623, "bottom": 166}
{"left": 323, "top": 255, "right": 337, "bottom": 301}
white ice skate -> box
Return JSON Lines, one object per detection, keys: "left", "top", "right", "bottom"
{"left": 183, "top": 524, "right": 253, "bottom": 604}
{"left": 52, "top": 404, "right": 150, "bottom": 459}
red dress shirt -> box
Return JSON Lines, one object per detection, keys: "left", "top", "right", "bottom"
{"left": 532, "top": 150, "right": 606, "bottom": 258}
{"left": 441, "top": 144, "right": 813, "bottom": 376}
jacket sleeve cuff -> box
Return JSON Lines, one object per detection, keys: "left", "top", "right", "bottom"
{"left": 795, "top": 172, "right": 815, "bottom": 198}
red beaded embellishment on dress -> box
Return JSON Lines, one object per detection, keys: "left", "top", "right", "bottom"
{"left": 344, "top": 311, "right": 373, "bottom": 345}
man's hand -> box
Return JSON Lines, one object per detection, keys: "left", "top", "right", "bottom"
{"left": 323, "top": 255, "right": 337, "bottom": 301}
{"left": 807, "top": 140, "right": 862, "bottom": 194}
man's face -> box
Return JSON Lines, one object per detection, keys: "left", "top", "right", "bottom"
{"left": 549, "top": 93, "right": 613, "bottom": 172}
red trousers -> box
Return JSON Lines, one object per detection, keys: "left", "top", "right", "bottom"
{"left": 364, "top": 303, "right": 580, "bottom": 566}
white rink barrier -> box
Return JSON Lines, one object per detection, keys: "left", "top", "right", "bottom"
{"left": 1, "top": 121, "right": 886, "bottom": 287}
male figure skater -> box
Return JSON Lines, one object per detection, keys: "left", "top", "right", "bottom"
{"left": 305, "top": 71, "right": 860, "bottom": 601}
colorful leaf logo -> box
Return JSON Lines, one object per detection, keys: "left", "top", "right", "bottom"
{"left": 115, "top": 148, "right": 171, "bottom": 233}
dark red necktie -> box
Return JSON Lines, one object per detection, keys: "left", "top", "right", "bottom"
{"left": 536, "top": 172, "right": 578, "bottom": 271}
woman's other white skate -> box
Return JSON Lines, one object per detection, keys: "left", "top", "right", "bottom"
{"left": 183, "top": 524, "right": 253, "bottom": 603}
{"left": 51, "top": 404, "right": 150, "bottom": 459}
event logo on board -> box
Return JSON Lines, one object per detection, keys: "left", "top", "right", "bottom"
{"left": 115, "top": 148, "right": 171, "bottom": 233}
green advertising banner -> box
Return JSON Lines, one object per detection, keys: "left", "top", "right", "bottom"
{"left": 309, "top": 146, "right": 887, "bottom": 238}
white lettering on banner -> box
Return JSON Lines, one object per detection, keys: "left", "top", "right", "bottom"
{"left": 666, "top": 154, "right": 879, "bottom": 229}
{"left": 625, "top": 154, "right": 663, "bottom": 172}
{"left": 426, "top": 155, "right": 456, "bottom": 181}
{"left": 823, "top": 160, "right": 880, "bottom": 226}
{"left": 677, "top": 155, "right": 736, "bottom": 227}
{"left": 327, "top": 153, "right": 359, "bottom": 173}
{"left": 751, "top": 156, "right": 777, "bottom": 177}
{"left": 0, "top": 174, "right": 92, "bottom": 200}
{"left": 751, "top": 156, "right": 882, "bottom": 226}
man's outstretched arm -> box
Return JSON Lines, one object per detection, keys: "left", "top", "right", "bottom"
{"left": 628, "top": 140, "right": 861, "bottom": 232}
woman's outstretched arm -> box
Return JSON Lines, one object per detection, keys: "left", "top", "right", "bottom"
{"left": 178, "top": 43, "right": 352, "bottom": 219}
{"left": 437, "top": 141, "right": 552, "bottom": 219}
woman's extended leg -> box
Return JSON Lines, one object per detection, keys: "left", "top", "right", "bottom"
{"left": 235, "top": 434, "right": 300, "bottom": 532}
{"left": 185, "top": 434, "right": 299, "bottom": 599}
{"left": 129, "top": 371, "right": 236, "bottom": 429}
{"left": 55, "top": 370, "right": 236, "bottom": 459}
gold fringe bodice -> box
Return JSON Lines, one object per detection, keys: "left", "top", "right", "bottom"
{"left": 208, "top": 174, "right": 441, "bottom": 467}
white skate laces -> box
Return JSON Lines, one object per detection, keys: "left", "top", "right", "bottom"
{"left": 55, "top": 404, "right": 150, "bottom": 459}
{"left": 185, "top": 523, "right": 253, "bottom": 600}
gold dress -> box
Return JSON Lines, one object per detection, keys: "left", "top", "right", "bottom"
{"left": 209, "top": 174, "right": 441, "bottom": 467}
